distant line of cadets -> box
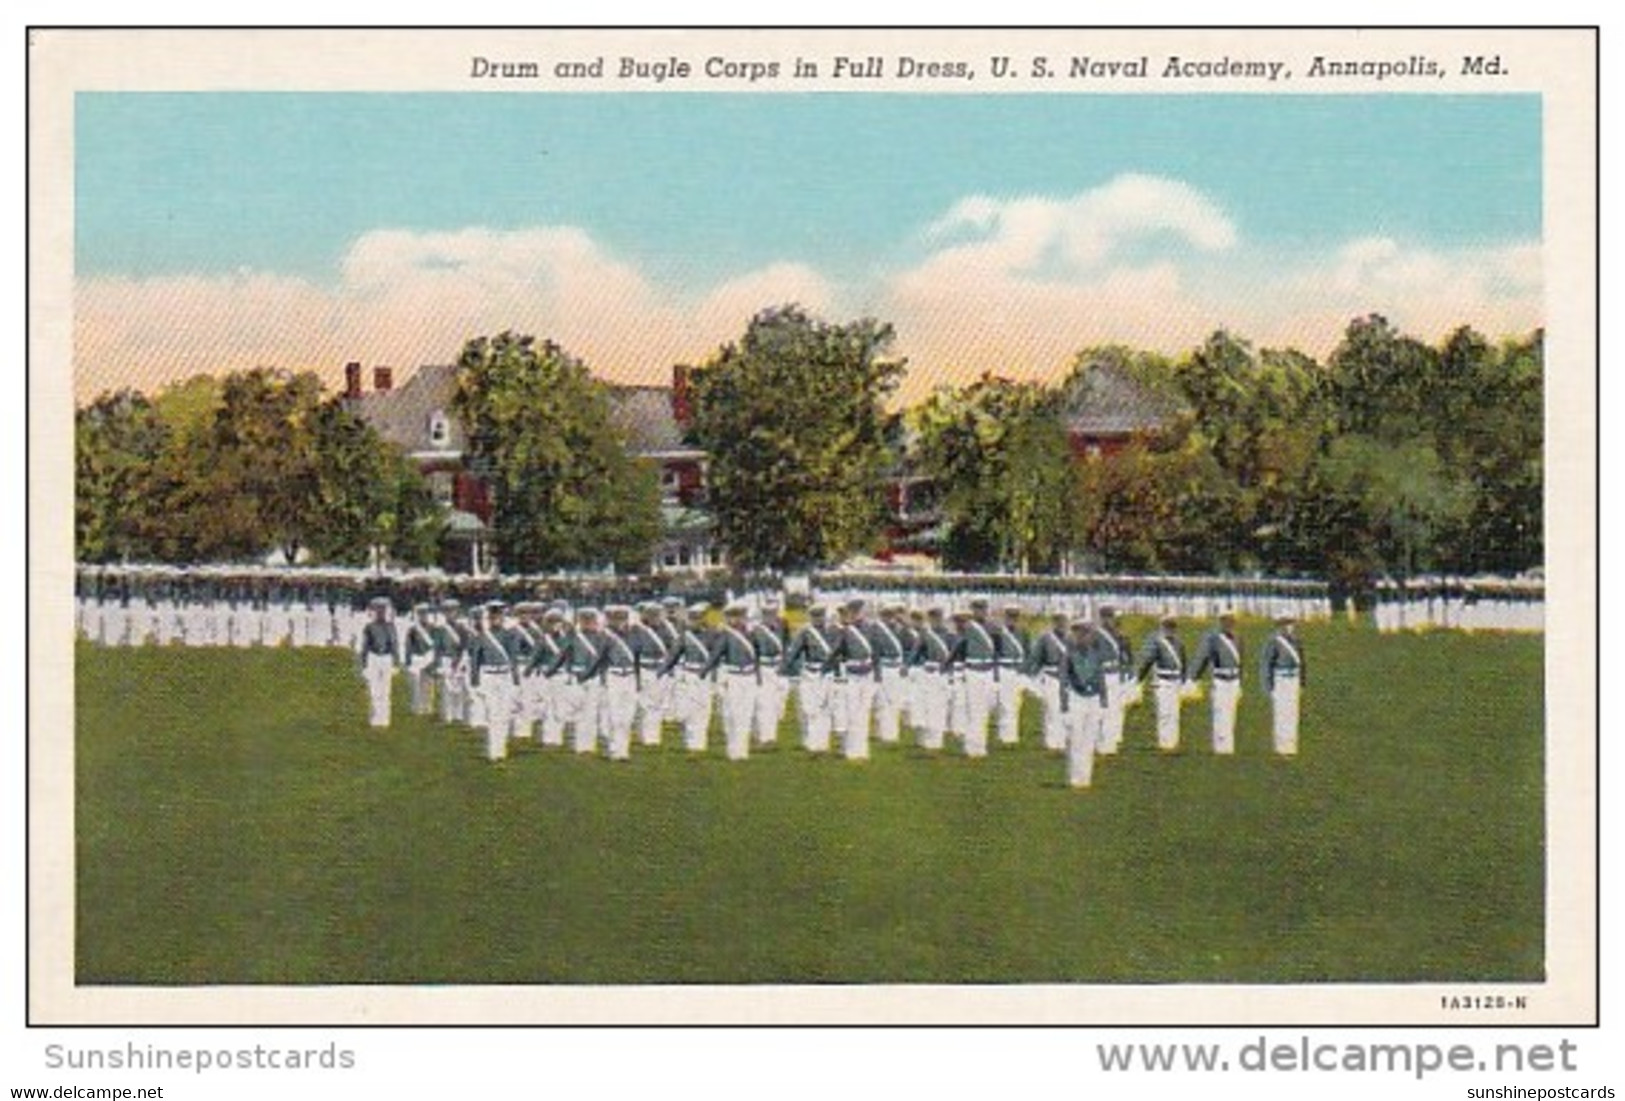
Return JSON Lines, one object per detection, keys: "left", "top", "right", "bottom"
{"left": 355, "top": 594, "right": 1307, "bottom": 789}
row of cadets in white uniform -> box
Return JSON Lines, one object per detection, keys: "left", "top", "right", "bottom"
{"left": 359, "top": 595, "right": 1307, "bottom": 782}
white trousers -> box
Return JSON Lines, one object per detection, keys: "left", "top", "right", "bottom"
{"left": 674, "top": 673, "right": 715, "bottom": 752}
{"left": 439, "top": 667, "right": 465, "bottom": 725}
{"left": 1035, "top": 675, "right": 1066, "bottom": 751}
{"left": 479, "top": 673, "right": 515, "bottom": 760}
{"left": 910, "top": 670, "right": 950, "bottom": 750}
{"left": 407, "top": 658, "right": 435, "bottom": 715}
{"left": 834, "top": 676, "right": 877, "bottom": 760}
{"left": 793, "top": 677, "right": 833, "bottom": 752}
{"left": 956, "top": 672, "right": 994, "bottom": 757}
{"left": 1063, "top": 696, "right": 1103, "bottom": 788}
{"left": 993, "top": 669, "right": 1022, "bottom": 743}
{"left": 873, "top": 667, "right": 904, "bottom": 743}
{"left": 363, "top": 653, "right": 395, "bottom": 728}
{"left": 639, "top": 673, "right": 672, "bottom": 746}
{"left": 1153, "top": 678, "right": 1182, "bottom": 751}
{"left": 600, "top": 674, "right": 639, "bottom": 759}
{"left": 1210, "top": 677, "right": 1240, "bottom": 755}
{"left": 1271, "top": 676, "right": 1300, "bottom": 756}
{"left": 720, "top": 673, "right": 760, "bottom": 760}
{"left": 1100, "top": 681, "right": 1127, "bottom": 755}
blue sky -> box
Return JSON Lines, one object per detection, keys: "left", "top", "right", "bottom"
{"left": 75, "top": 92, "right": 1542, "bottom": 401}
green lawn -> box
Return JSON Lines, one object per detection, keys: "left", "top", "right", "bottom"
{"left": 75, "top": 619, "right": 1544, "bottom": 985}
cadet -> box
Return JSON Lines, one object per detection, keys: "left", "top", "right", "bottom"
{"left": 867, "top": 603, "right": 909, "bottom": 744}
{"left": 750, "top": 598, "right": 788, "bottom": 746}
{"left": 907, "top": 607, "right": 954, "bottom": 751}
{"left": 951, "top": 604, "right": 999, "bottom": 757}
{"left": 1062, "top": 619, "right": 1108, "bottom": 789}
{"left": 589, "top": 606, "right": 641, "bottom": 761}
{"left": 403, "top": 603, "right": 439, "bottom": 716}
{"left": 1136, "top": 615, "right": 1188, "bottom": 752}
{"left": 1190, "top": 611, "right": 1245, "bottom": 755}
{"left": 826, "top": 600, "right": 879, "bottom": 761}
{"left": 704, "top": 603, "right": 764, "bottom": 761}
{"left": 466, "top": 602, "right": 521, "bottom": 761}
{"left": 550, "top": 608, "right": 607, "bottom": 754}
{"left": 628, "top": 602, "right": 673, "bottom": 747}
{"left": 433, "top": 599, "right": 466, "bottom": 725}
{"left": 782, "top": 603, "right": 836, "bottom": 753}
{"left": 523, "top": 607, "right": 569, "bottom": 745}
{"left": 659, "top": 604, "right": 717, "bottom": 753}
{"left": 1260, "top": 615, "right": 1305, "bottom": 756}
{"left": 355, "top": 597, "right": 400, "bottom": 729}
{"left": 1022, "top": 611, "right": 1071, "bottom": 752}
{"left": 1093, "top": 606, "right": 1134, "bottom": 755}
{"left": 992, "top": 604, "right": 1029, "bottom": 744}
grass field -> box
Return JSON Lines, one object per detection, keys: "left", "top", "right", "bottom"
{"left": 75, "top": 619, "right": 1544, "bottom": 985}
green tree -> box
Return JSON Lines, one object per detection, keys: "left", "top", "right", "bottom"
{"left": 453, "top": 331, "right": 661, "bottom": 574}
{"left": 687, "top": 305, "right": 905, "bottom": 569}
{"left": 912, "top": 375, "right": 1074, "bottom": 572}
{"left": 75, "top": 389, "right": 170, "bottom": 562}
{"left": 1073, "top": 429, "right": 1241, "bottom": 574}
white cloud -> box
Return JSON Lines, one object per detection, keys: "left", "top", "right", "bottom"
{"left": 917, "top": 174, "right": 1238, "bottom": 283}
{"left": 74, "top": 228, "right": 833, "bottom": 401}
{"left": 74, "top": 203, "right": 1541, "bottom": 409}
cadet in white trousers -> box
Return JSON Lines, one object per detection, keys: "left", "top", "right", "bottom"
{"left": 355, "top": 598, "right": 400, "bottom": 729}
{"left": 950, "top": 608, "right": 997, "bottom": 758}
{"left": 658, "top": 605, "right": 717, "bottom": 752}
{"left": 1190, "top": 612, "right": 1244, "bottom": 755}
{"left": 906, "top": 608, "right": 954, "bottom": 751}
{"left": 1136, "top": 616, "right": 1188, "bottom": 752}
{"left": 750, "top": 601, "right": 788, "bottom": 746}
{"left": 593, "top": 607, "right": 641, "bottom": 761}
{"left": 1062, "top": 621, "right": 1108, "bottom": 789}
{"left": 1260, "top": 616, "right": 1305, "bottom": 756}
{"left": 992, "top": 605, "right": 1029, "bottom": 744}
{"left": 782, "top": 605, "right": 835, "bottom": 753}
{"left": 403, "top": 604, "right": 438, "bottom": 716}
{"left": 1022, "top": 612, "right": 1071, "bottom": 752}
{"left": 466, "top": 604, "right": 519, "bottom": 761}
{"left": 867, "top": 605, "right": 909, "bottom": 743}
{"left": 629, "top": 603, "right": 673, "bottom": 747}
{"left": 707, "top": 604, "right": 763, "bottom": 761}
{"left": 829, "top": 602, "right": 878, "bottom": 761}
{"left": 1093, "top": 606, "right": 1133, "bottom": 755}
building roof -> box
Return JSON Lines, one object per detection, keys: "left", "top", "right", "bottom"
{"left": 1060, "top": 360, "right": 1185, "bottom": 437}
{"left": 352, "top": 367, "right": 692, "bottom": 460}
{"left": 351, "top": 364, "right": 463, "bottom": 456}
{"left": 609, "top": 385, "right": 694, "bottom": 456}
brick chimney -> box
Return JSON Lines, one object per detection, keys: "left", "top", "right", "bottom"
{"left": 671, "top": 364, "right": 693, "bottom": 426}
{"left": 344, "top": 361, "right": 363, "bottom": 400}
{"left": 373, "top": 366, "right": 394, "bottom": 392}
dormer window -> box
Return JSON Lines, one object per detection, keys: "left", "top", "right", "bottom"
{"left": 428, "top": 410, "right": 451, "bottom": 449}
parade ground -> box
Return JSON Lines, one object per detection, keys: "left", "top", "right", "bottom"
{"left": 74, "top": 618, "right": 1544, "bottom": 987}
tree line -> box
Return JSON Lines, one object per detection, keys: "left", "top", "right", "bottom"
{"left": 76, "top": 308, "right": 1542, "bottom": 588}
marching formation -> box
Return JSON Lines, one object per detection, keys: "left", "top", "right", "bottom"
{"left": 1371, "top": 575, "right": 1544, "bottom": 633}
{"left": 353, "top": 594, "right": 1307, "bottom": 789}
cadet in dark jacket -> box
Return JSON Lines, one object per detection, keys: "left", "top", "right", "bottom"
{"left": 1189, "top": 611, "right": 1244, "bottom": 755}
{"left": 782, "top": 604, "right": 836, "bottom": 753}
{"left": 907, "top": 607, "right": 954, "bottom": 751}
{"left": 1260, "top": 615, "right": 1305, "bottom": 756}
{"left": 1136, "top": 615, "right": 1188, "bottom": 752}
{"left": 1022, "top": 611, "right": 1071, "bottom": 752}
{"left": 355, "top": 597, "right": 400, "bottom": 729}
{"left": 1062, "top": 620, "right": 1109, "bottom": 789}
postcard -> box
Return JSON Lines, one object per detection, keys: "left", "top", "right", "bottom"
{"left": 28, "top": 26, "right": 1597, "bottom": 1026}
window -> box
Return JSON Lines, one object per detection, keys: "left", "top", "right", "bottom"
{"left": 428, "top": 471, "right": 455, "bottom": 506}
{"left": 428, "top": 410, "right": 451, "bottom": 448}
{"left": 660, "top": 465, "right": 682, "bottom": 502}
